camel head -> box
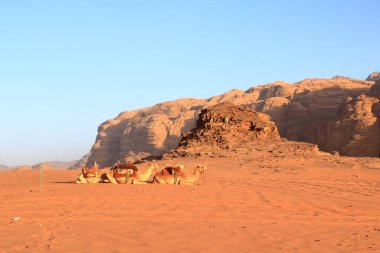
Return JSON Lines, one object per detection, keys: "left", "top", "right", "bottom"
{"left": 195, "top": 165, "right": 208, "bottom": 174}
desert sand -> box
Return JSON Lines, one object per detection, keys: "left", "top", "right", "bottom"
{"left": 1, "top": 150, "right": 379, "bottom": 253}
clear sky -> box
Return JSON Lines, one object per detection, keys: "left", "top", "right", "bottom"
{"left": 0, "top": 0, "right": 379, "bottom": 166}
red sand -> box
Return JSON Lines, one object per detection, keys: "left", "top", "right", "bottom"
{"left": 1, "top": 155, "right": 380, "bottom": 252}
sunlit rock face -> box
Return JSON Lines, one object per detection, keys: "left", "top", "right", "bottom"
{"left": 84, "top": 75, "right": 378, "bottom": 167}
{"left": 366, "top": 72, "right": 380, "bottom": 81}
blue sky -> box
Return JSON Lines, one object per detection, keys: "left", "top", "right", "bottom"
{"left": 0, "top": 0, "right": 379, "bottom": 166}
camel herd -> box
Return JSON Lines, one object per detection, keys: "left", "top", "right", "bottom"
{"left": 75, "top": 162, "right": 207, "bottom": 185}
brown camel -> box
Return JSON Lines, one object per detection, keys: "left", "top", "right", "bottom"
{"left": 152, "top": 165, "right": 207, "bottom": 185}
{"left": 75, "top": 162, "right": 101, "bottom": 184}
{"left": 103, "top": 163, "right": 158, "bottom": 184}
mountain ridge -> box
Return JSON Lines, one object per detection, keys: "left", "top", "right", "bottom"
{"left": 81, "top": 73, "right": 378, "bottom": 168}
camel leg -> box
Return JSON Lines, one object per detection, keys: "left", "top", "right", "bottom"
{"left": 99, "top": 173, "right": 110, "bottom": 183}
{"left": 152, "top": 176, "right": 166, "bottom": 184}
{"left": 151, "top": 176, "right": 158, "bottom": 184}
{"left": 75, "top": 174, "right": 88, "bottom": 184}
{"left": 86, "top": 177, "right": 100, "bottom": 184}
{"left": 105, "top": 174, "right": 118, "bottom": 184}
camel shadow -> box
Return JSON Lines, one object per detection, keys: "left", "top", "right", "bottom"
{"left": 50, "top": 181, "right": 75, "bottom": 184}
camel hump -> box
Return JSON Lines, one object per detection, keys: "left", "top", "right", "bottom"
{"left": 82, "top": 167, "right": 98, "bottom": 174}
{"left": 82, "top": 167, "right": 98, "bottom": 178}
{"left": 113, "top": 164, "right": 139, "bottom": 171}
{"left": 164, "top": 166, "right": 184, "bottom": 175}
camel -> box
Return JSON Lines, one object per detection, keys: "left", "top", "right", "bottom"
{"left": 103, "top": 163, "right": 158, "bottom": 184}
{"left": 75, "top": 162, "right": 101, "bottom": 184}
{"left": 152, "top": 165, "right": 207, "bottom": 185}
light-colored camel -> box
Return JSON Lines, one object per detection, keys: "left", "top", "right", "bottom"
{"left": 153, "top": 165, "right": 207, "bottom": 185}
{"left": 104, "top": 163, "right": 158, "bottom": 184}
{"left": 75, "top": 163, "right": 101, "bottom": 184}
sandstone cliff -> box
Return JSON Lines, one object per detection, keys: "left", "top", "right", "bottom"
{"left": 85, "top": 99, "right": 207, "bottom": 167}
{"left": 322, "top": 80, "right": 380, "bottom": 157}
{"left": 85, "top": 75, "right": 377, "bottom": 167}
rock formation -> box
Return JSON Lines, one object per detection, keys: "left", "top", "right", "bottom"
{"left": 69, "top": 153, "right": 90, "bottom": 169}
{"left": 322, "top": 80, "right": 380, "bottom": 157}
{"left": 366, "top": 72, "right": 380, "bottom": 81}
{"left": 179, "top": 102, "right": 280, "bottom": 148}
{"left": 84, "top": 74, "right": 378, "bottom": 167}
{"left": 167, "top": 102, "right": 280, "bottom": 157}
{"left": 85, "top": 99, "right": 206, "bottom": 167}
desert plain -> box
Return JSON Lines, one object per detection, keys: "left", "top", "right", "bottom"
{"left": 1, "top": 142, "right": 379, "bottom": 253}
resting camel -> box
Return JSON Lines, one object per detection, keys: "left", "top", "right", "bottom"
{"left": 75, "top": 163, "right": 101, "bottom": 184}
{"left": 103, "top": 163, "right": 158, "bottom": 184}
{"left": 153, "top": 165, "right": 207, "bottom": 185}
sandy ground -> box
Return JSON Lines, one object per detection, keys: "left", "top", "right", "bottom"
{"left": 1, "top": 153, "right": 380, "bottom": 253}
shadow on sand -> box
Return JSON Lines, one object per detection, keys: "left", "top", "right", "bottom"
{"left": 50, "top": 181, "right": 75, "bottom": 184}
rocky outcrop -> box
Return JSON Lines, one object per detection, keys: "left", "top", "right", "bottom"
{"left": 178, "top": 102, "right": 280, "bottom": 149}
{"left": 366, "top": 72, "right": 380, "bottom": 81}
{"left": 322, "top": 80, "right": 380, "bottom": 157}
{"left": 85, "top": 74, "right": 377, "bottom": 167}
{"left": 166, "top": 102, "right": 317, "bottom": 159}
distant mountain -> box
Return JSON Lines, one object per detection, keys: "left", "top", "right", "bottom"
{"left": 32, "top": 161, "right": 78, "bottom": 170}
{"left": 68, "top": 153, "right": 90, "bottom": 170}
{"left": 0, "top": 160, "right": 78, "bottom": 171}
{"left": 0, "top": 164, "right": 10, "bottom": 171}
{"left": 13, "top": 165, "right": 34, "bottom": 171}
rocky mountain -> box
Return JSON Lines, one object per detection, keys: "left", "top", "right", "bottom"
{"left": 322, "top": 80, "right": 380, "bottom": 157}
{"left": 85, "top": 74, "right": 378, "bottom": 167}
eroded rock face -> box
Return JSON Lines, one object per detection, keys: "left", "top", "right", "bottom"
{"left": 366, "top": 72, "right": 380, "bottom": 81}
{"left": 85, "top": 75, "right": 377, "bottom": 167}
{"left": 321, "top": 95, "right": 380, "bottom": 157}
{"left": 178, "top": 102, "right": 280, "bottom": 150}
{"left": 322, "top": 80, "right": 380, "bottom": 157}
{"left": 86, "top": 99, "right": 206, "bottom": 167}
